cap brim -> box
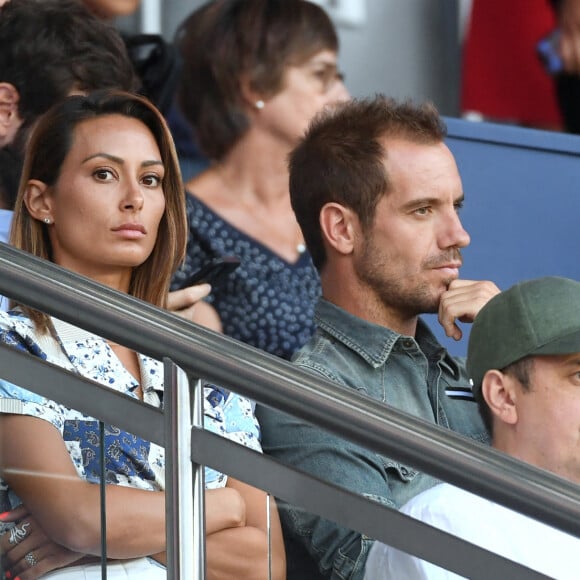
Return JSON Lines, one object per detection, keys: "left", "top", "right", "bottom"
{"left": 531, "top": 329, "right": 580, "bottom": 357}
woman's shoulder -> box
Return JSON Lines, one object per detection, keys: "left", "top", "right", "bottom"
{"left": 0, "top": 309, "right": 38, "bottom": 342}
{"left": 0, "top": 311, "right": 64, "bottom": 364}
{"left": 0, "top": 311, "right": 67, "bottom": 423}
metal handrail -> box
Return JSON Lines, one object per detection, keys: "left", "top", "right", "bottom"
{"left": 0, "top": 345, "right": 551, "bottom": 578}
{"left": 0, "top": 243, "right": 578, "bottom": 577}
{"left": 0, "top": 342, "right": 554, "bottom": 579}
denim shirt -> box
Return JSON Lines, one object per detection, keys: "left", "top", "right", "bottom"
{"left": 256, "top": 298, "right": 490, "bottom": 580}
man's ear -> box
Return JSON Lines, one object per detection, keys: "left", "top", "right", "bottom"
{"left": 0, "top": 83, "right": 22, "bottom": 147}
{"left": 481, "top": 369, "right": 518, "bottom": 427}
{"left": 24, "top": 180, "right": 53, "bottom": 223}
{"left": 319, "top": 202, "right": 357, "bottom": 256}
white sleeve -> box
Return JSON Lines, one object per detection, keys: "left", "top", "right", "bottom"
{"left": 363, "top": 485, "right": 470, "bottom": 579}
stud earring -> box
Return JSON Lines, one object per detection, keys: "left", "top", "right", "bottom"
{"left": 43, "top": 217, "right": 52, "bottom": 224}
{"left": 255, "top": 100, "right": 265, "bottom": 110}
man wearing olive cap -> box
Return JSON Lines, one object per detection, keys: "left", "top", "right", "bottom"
{"left": 364, "top": 276, "right": 580, "bottom": 579}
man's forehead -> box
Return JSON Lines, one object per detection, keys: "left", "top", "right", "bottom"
{"left": 380, "top": 139, "right": 462, "bottom": 192}
{"left": 537, "top": 353, "right": 580, "bottom": 366}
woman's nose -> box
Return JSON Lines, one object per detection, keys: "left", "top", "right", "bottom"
{"left": 121, "top": 181, "right": 144, "bottom": 211}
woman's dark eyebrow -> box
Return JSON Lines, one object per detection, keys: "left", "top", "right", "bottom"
{"left": 81, "top": 153, "right": 163, "bottom": 167}
{"left": 82, "top": 152, "right": 123, "bottom": 164}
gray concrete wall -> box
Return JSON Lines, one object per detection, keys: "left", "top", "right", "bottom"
{"left": 118, "top": 0, "right": 462, "bottom": 116}
{"left": 334, "top": 0, "right": 460, "bottom": 114}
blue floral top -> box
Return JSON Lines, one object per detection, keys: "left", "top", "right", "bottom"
{"left": 0, "top": 310, "right": 261, "bottom": 512}
{"left": 170, "top": 193, "right": 321, "bottom": 360}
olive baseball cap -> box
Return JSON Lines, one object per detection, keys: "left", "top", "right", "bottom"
{"left": 467, "top": 276, "right": 580, "bottom": 391}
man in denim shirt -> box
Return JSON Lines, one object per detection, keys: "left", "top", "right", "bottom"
{"left": 256, "top": 96, "right": 498, "bottom": 580}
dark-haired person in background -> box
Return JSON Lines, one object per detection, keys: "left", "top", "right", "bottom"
{"left": 0, "top": 0, "right": 138, "bottom": 231}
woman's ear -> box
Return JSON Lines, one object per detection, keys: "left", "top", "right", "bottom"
{"left": 239, "top": 75, "right": 266, "bottom": 111}
{"left": 24, "top": 180, "right": 53, "bottom": 223}
{"left": 319, "top": 202, "right": 357, "bottom": 256}
{"left": 481, "top": 369, "right": 518, "bottom": 427}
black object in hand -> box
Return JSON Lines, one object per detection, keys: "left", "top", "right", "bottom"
{"left": 179, "top": 256, "right": 241, "bottom": 288}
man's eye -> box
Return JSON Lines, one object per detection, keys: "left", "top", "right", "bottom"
{"left": 454, "top": 201, "right": 464, "bottom": 212}
{"left": 414, "top": 207, "right": 430, "bottom": 215}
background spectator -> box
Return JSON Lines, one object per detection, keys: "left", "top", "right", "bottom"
{"left": 461, "top": 0, "right": 562, "bottom": 130}
{"left": 170, "top": 0, "right": 349, "bottom": 360}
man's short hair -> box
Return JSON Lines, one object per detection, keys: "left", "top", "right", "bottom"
{"left": 288, "top": 95, "right": 447, "bottom": 271}
{"left": 0, "top": 0, "right": 138, "bottom": 131}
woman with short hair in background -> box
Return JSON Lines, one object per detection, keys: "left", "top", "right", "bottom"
{"left": 171, "top": 0, "right": 349, "bottom": 360}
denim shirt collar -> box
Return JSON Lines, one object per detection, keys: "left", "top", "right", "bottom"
{"left": 315, "top": 298, "right": 462, "bottom": 378}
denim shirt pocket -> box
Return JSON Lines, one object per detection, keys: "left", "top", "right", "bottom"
{"left": 379, "top": 456, "right": 440, "bottom": 508}
{"left": 382, "top": 458, "right": 419, "bottom": 483}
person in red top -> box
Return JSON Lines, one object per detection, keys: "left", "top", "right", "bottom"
{"left": 461, "top": 0, "right": 563, "bottom": 130}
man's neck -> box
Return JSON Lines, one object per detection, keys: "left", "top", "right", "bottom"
{"left": 320, "top": 268, "right": 418, "bottom": 336}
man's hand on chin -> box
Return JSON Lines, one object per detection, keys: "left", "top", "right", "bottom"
{"left": 438, "top": 279, "right": 500, "bottom": 340}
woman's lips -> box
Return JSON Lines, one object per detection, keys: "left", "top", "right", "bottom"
{"left": 112, "top": 223, "right": 146, "bottom": 238}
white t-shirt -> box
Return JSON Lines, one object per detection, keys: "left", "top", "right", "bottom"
{"left": 364, "top": 483, "right": 579, "bottom": 579}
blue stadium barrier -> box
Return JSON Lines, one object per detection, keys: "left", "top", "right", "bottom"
{"left": 425, "top": 118, "right": 580, "bottom": 356}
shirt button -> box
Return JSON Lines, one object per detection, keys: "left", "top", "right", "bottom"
{"left": 401, "top": 339, "right": 414, "bottom": 348}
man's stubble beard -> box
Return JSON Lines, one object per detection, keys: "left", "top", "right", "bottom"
{"left": 354, "top": 236, "right": 461, "bottom": 319}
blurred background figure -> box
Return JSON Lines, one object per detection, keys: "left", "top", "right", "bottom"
{"left": 170, "top": 0, "right": 349, "bottom": 360}
{"left": 81, "top": 0, "right": 183, "bottom": 120}
{"left": 0, "top": 0, "right": 138, "bottom": 211}
{"left": 550, "top": 0, "right": 580, "bottom": 133}
{"left": 82, "top": 0, "right": 141, "bottom": 20}
{"left": 461, "top": 0, "right": 563, "bottom": 130}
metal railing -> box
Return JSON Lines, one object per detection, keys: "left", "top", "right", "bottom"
{"left": 0, "top": 243, "right": 578, "bottom": 579}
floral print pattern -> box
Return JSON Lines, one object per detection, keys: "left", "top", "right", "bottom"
{"left": 0, "top": 310, "right": 261, "bottom": 512}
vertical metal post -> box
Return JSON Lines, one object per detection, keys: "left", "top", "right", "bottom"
{"left": 191, "top": 376, "right": 207, "bottom": 579}
{"left": 99, "top": 421, "right": 108, "bottom": 580}
{"left": 164, "top": 358, "right": 204, "bottom": 579}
